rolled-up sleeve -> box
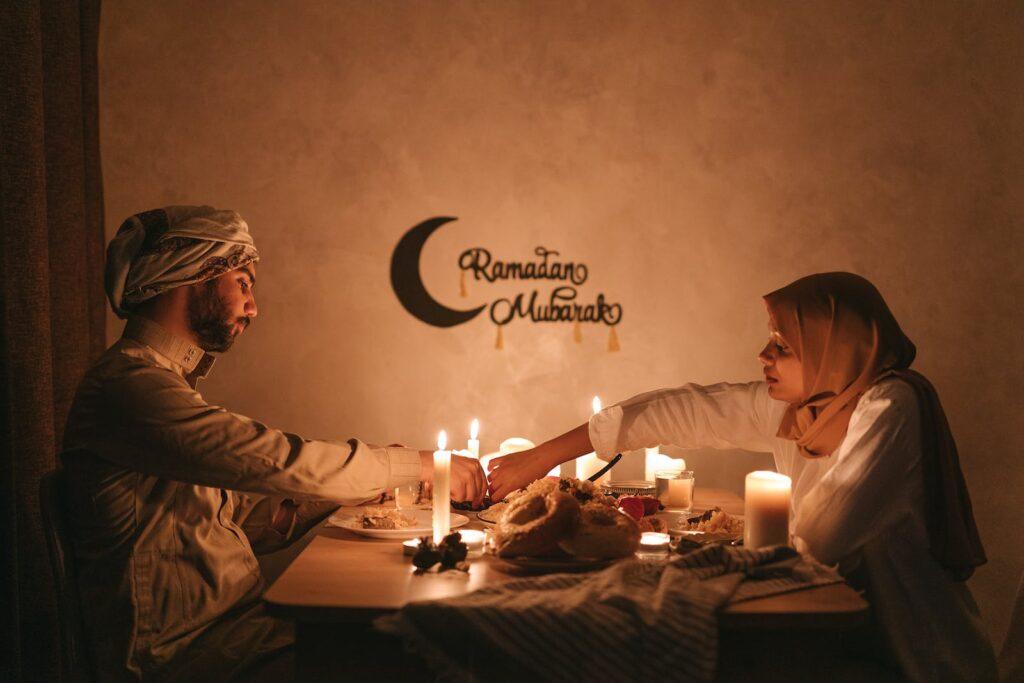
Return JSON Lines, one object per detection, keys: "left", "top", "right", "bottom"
{"left": 588, "top": 382, "right": 785, "bottom": 459}
{"left": 88, "top": 362, "right": 420, "bottom": 504}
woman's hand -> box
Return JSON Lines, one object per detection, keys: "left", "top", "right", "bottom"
{"left": 418, "top": 451, "right": 487, "bottom": 508}
{"left": 487, "top": 447, "right": 560, "bottom": 502}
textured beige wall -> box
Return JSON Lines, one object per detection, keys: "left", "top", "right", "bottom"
{"left": 100, "top": 1, "right": 1023, "bottom": 646}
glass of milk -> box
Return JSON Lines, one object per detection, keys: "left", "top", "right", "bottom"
{"left": 656, "top": 470, "right": 695, "bottom": 512}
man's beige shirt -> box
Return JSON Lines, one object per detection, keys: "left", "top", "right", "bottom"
{"left": 62, "top": 317, "right": 421, "bottom": 678}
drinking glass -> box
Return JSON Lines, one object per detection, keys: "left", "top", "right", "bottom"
{"left": 656, "top": 469, "right": 695, "bottom": 513}
{"left": 394, "top": 482, "right": 422, "bottom": 509}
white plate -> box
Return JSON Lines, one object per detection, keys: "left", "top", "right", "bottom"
{"left": 476, "top": 504, "right": 506, "bottom": 525}
{"left": 327, "top": 509, "right": 469, "bottom": 539}
{"left": 671, "top": 512, "right": 744, "bottom": 543}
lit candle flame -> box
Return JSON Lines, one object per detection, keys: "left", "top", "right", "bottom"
{"left": 592, "top": 396, "right": 602, "bottom": 415}
{"left": 437, "top": 430, "right": 447, "bottom": 451}
{"left": 470, "top": 418, "right": 479, "bottom": 440}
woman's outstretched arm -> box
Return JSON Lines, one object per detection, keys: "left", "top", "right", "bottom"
{"left": 487, "top": 423, "right": 592, "bottom": 501}
{"left": 488, "top": 382, "right": 784, "bottom": 501}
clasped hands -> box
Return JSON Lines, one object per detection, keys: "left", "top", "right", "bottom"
{"left": 417, "top": 445, "right": 558, "bottom": 508}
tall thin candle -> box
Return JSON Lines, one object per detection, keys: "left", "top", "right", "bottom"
{"left": 432, "top": 430, "right": 451, "bottom": 544}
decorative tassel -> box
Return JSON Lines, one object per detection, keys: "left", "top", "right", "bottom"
{"left": 459, "top": 270, "right": 467, "bottom": 298}
{"left": 495, "top": 325, "right": 504, "bottom": 350}
{"left": 573, "top": 320, "right": 582, "bottom": 343}
{"left": 607, "top": 326, "right": 620, "bottom": 352}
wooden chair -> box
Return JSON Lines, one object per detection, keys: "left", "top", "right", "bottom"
{"left": 39, "top": 469, "right": 94, "bottom": 683}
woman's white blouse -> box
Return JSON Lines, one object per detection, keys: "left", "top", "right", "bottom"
{"left": 589, "top": 378, "right": 996, "bottom": 682}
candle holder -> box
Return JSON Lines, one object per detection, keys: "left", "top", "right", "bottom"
{"left": 635, "top": 531, "right": 672, "bottom": 561}
{"left": 639, "top": 531, "right": 671, "bottom": 551}
{"left": 404, "top": 529, "right": 486, "bottom": 556}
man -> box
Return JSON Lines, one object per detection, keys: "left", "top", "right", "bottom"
{"left": 61, "top": 205, "right": 485, "bottom": 680}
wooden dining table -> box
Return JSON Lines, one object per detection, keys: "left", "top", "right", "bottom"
{"left": 264, "top": 488, "right": 870, "bottom": 681}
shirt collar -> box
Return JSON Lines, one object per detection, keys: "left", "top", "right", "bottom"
{"left": 123, "top": 317, "right": 216, "bottom": 380}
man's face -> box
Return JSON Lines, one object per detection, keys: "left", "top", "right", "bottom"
{"left": 187, "top": 265, "right": 257, "bottom": 352}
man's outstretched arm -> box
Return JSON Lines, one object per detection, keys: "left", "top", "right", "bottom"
{"left": 79, "top": 362, "right": 425, "bottom": 503}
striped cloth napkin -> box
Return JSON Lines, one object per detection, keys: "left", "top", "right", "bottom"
{"left": 376, "top": 545, "right": 843, "bottom": 682}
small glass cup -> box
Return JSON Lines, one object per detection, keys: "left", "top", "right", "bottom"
{"left": 394, "top": 482, "right": 422, "bottom": 510}
{"left": 656, "top": 469, "right": 695, "bottom": 513}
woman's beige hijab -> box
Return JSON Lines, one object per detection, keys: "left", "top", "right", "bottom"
{"left": 764, "top": 272, "right": 985, "bottom": 579}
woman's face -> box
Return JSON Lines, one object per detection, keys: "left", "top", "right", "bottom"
{"left": 758, "top": 324, "right": 804, "bottom": 403}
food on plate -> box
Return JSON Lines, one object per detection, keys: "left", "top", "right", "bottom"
{"left": 489, "top": 476, "right": 649, "bottom": 561}
{"left": 682, "top": 507, "right": 744, "bottom": 535}
{"left": 452, "top": 498, "right": 493, "bottom": 511}
{"left": 492, "top": 490, "right": 580, "bottom": 557}
{"left": 486, "top": 476, "right": 615, "bottom": 524}
{"left": 559, "top": 502, "right": 641, "bottom": 559}
{"left": 617, "top": 497, "right": 645, "bottom": 520}
{"left": 617, "top": 495, "right": 661, "bottom": 520}
{"left": 617, "top": 495, "right": 667, "bottom": 533}
{"left": 637, "top": 516, "right": 668, "bottom": 533}
{"left": 356, "top": 507, "right": 416, "bottom": 530}
{"left": 511, "top": 476, "right": 616, "bottom": 506}
{"left": 555, "top": 476, "right": 617, "bottom": 506}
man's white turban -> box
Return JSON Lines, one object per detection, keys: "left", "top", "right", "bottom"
{"left": 105, "top": 205, "right": 259, "bottom": 319}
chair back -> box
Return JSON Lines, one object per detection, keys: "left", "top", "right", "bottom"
{"left": 40, "top": 469, "right": 94, "bottom": 683}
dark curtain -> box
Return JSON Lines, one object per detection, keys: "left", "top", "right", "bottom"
{"left": 0, "top": 0, "right": 105, "bottom": 680}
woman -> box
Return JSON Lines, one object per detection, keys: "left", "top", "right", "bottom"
{"left": 488, "top": 272, "right": 996, "bottom": 682}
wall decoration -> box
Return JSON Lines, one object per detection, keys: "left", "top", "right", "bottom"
{"left": 390, "top": 216, "right": 487, "bottom": 328}
{"left": 390, "top": 216, "right": 623, "bottom": 349}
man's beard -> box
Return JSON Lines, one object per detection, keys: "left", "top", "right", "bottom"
{"left": 187, "top": 282, "right": 249, "bottom": 353}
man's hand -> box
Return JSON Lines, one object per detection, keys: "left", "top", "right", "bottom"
{"left": 418, "top": 451, "right": 487, "bottom": 508}
{"left": 487, "top": 447, "right": 560, "bottom": 502}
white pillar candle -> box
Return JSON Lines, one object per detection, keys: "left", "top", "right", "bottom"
{"left": 481, "top": 437, "right": 536, "bottom": 476}
{"left": 432, "top": 430, "right": 451, "bottom": 544}
{"left": 643, "top": 448, "right": 685, "bottom": 483}
{"left": 576, "top": 453, "right": 605, "bottom": 481}
{"left": 467, "top": 418, "right": 480, "bottom": 459}
{"left": 743, "top": 470, "right": 792, "bottom": 549}
{"left": 498, "top": 437, "right": 534, "bottom": 456}
{"left": 643, "top": 447, "right": 659, "bottom": 483}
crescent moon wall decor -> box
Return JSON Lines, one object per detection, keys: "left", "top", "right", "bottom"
{"left": 389, "top": 216, "right": 486, "bottom": 328}
{"left": 390, "top": 216, "right": 624, "bottom": 349}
